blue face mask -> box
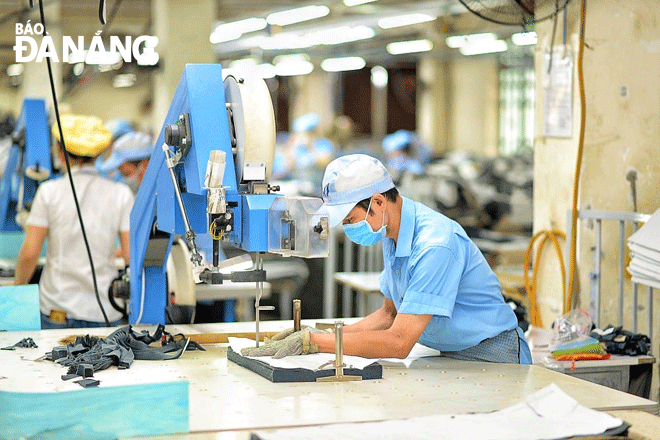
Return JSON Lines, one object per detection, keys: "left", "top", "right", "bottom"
{"left": 343, "top": 198, "right": 387, "bottom": 246}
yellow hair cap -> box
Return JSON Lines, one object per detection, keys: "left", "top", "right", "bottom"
{"left": 52, "top": 114, "right": 112, "bottom": 157}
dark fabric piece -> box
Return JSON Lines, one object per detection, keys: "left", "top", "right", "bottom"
{"left": 45, "top": 325, "right": 205, "bottom": 378}
{"left": 2, "top": 337, "right": 38, "bottom": 350}
{"left": 74, "top": 378, "right": 101, "bottom": 388}
{"left": 590, "top": 325, "right": 651, "bottom": 356}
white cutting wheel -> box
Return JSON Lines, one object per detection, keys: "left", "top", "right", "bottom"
{"left": 166, "top": 237, "right": 196, "bottom": 306}
{"left": 223, "top": 72, "right": 276, "bottom": 183}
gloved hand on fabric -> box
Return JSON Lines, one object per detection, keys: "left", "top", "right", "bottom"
{"left": 241, "top": 328, "right": 321, "bottom": 359}
{"left": 265, "top": 325, "right": 330, "bottom": 343}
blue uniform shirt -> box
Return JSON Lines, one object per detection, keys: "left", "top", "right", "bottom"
{"left": 379, "top": 197, "right": 531, "bottom": 362}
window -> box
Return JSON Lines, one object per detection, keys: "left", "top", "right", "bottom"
{"left": 499, "top": 67, "right": 534, "bottom": 156}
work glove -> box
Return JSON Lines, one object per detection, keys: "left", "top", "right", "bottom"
{"left": 266, "top": 325, "right": 330, "bottom": 344}
{"left": 241, "top": 329, "right": 319, "bottom": 359}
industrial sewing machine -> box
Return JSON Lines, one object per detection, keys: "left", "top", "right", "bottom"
{"left": 129, "top": 64, "right": 329, "bottom": 338}
{"left": 0, "top": 98, "right": 51, "bottom": 233}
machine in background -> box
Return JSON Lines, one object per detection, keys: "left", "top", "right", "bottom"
{"left": 0, "top": 98, "right": 51, "bottom": 233}
{"left": 129, "top": 64, "right": 329, "bottom": 338}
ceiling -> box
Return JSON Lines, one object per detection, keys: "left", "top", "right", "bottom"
{"left": 0, "top": 1, "right": 534, "bottom": 77}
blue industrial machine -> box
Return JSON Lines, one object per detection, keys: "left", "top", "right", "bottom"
{"left": 0, "top": 98, "right": 51, "bottom": 233}
{"left": 129, "top": 64, "right": 329, "bottom": 334}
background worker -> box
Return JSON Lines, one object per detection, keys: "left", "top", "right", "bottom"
{"left": 382, "top": 129, "right": 431, "bottom": 179}
{"left": 14, "top": 114, "right": 134, "bottom": 329}
{"left": 272, "top": 113, "right": 335, "bottom": 196}
{"left": 96, "top": 131, "right": 154, "bottom": 194}
{"left": 243, "top": 154, "right": 532, "bottom": 364}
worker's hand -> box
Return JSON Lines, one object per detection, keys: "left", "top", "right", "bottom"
{"left": 241, "top": 329, "right": 319, "bottom": 359}
{"left": 266, "top": 325, "right": 330, "bottom": 343}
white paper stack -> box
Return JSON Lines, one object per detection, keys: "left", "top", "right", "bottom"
{"left": 627, "top": 209, "right": 660, "bottom": 289}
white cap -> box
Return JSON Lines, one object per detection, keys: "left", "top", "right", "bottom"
{"left": 321, "top": 154, "right": 394, "bottom": 227}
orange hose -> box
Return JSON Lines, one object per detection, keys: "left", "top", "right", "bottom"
{"left": 566, "top": 0, "right": 588, "bottom": 314}
{"left": 524, "top": 230, "right": 566, "bottom": 328}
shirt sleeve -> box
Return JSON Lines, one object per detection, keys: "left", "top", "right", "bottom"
{"left": 26, "top": 184, "right": 50, "bottom": 228}
{"left": 398, "top": 245, "right": 464, "bottom": 318}
{"left": 117, "top": 184, "right": 134, "bottom": 232}
{"left": 379, "top": 268, "right": 391, "bottom": 299}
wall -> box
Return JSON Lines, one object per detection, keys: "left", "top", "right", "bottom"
{"left": 534, "top": 0, "right": 660, "bottom": 400}
{"left": 62, "top": 74, "right": 152, "bottom": 131}
{"left": 449, "top": 57, "right": 500, "bottom": 157}
{"left": 416, "top": 56, "right": 500, "bottom": 158}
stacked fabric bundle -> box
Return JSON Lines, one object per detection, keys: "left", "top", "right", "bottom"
{"left": 627, "top": 209, "right": 660, "bottom": 289}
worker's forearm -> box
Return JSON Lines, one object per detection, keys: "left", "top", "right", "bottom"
{"left": 14, "top": 255, "right": 38, "bottom": 285}
{"left": 343, "top": 306, "right": 395, "bottom": 333}
{"left": 311, "top": 329, "right": 412, "bottom": 359}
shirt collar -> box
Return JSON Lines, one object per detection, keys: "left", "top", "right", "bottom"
{"left": 394, "top": 196, "right": 415, "bottom": 258}
{"left": 69, "top": 164, "right": 99, "bottom": 174}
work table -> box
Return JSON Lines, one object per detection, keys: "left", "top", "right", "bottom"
{"left": 1, "top": 321, "right": 658, "bottom": 440}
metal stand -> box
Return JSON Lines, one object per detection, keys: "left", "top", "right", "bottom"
{"left": 293, "top": 299, "right": 301, "bottom": 332}
{"left": 254, "top": 253, "right": 274, "bottom": 347}
{"left": 316, "top": 321, "right": 362, "bottom": 382}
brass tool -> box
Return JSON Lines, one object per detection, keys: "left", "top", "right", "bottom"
{"left": 316, "top": 321, "right": 361, "bottom": 382}
{"left": 293, "top": 299, "right": 301, "bottom": 332}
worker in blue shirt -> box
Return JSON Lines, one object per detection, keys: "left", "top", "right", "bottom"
{"left": 244, "top": 154, "right": 531, "bottom": 363}
{"left": 382, "top": 129, "right": 431, "bottom": 178}
{"left": 272, "top": 113, "right": 334, "bottom": 187}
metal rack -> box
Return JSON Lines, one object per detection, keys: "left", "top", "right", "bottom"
{"left": 566, "top": 209, "right": 655, "bottom": 340}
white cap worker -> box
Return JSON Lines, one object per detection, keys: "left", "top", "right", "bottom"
{"left": 243, "top": 154, "right": 532, "bottom": 363}
{"left": 14, "top": 114, "right": 134, "bottom": 329}
{"left": 96, "top": 131, "right": 154, "bottom": 194}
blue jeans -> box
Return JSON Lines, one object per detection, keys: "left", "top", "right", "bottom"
{"left": 40, "top": 312, "right": 122, "bottom": 329}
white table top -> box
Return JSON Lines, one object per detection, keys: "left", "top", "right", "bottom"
{"left": 1, "top": 321, "right": 658, "bottom": 440}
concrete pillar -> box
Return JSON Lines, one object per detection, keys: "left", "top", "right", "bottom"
{"left": 151, "top": 0, "right": 216, "bottom": 132}
{"left": 19, "top": 1, "right": 62, "bottom": 115}
{"left": 290, "top": 68, "right": 334, "bottom": 133}
{"left": 371, "top": 67, "right": 387, "bottom": 138}
{"left": 417, "top": 57, "right": 449, "bottom": 156}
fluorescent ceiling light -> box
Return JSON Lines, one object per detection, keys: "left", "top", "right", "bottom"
{"left": 267, "top": 5, "right": 330, "bottom": 27}
{"left": 112, "top": 73, "right": 136, "bottom": 88}
{"left": 72, "top": 62, "right": 85, "bottom": 76}
{"left": 371, "top": 65, "right": 388, "bottom": 88}
{"left": 257, "top": 25, "right": 375, "bottom": 50}
{"left": 344, "top": 0, "right": 377, "bottom": 6}
{"left": 378, "top": 13, "right": 435, "bottom": 29}
{"left": 7, "top": 63, "right": 23, "bottom": 77}
{"left": 445, "top": 32, "right": 496, "bottom": 49}
{"left": 321, "top": 56, "right": 366, "bottom": 72}
{"left": 210, "top": 18, "right": 267, "bottom": 44}
{"left": 386, "top": 39, "right": 433, "bottom": 55}
{"left": 274, "top": 54, "right": 313, "bottom": 76}
{"left": 275, "top": 60, "right": 314, "bottom": 76}
{"left": 512, "top": 31, "right": 538, "bottom": 46}
{"left": 459, "top": 39, "right": 508, "bottom": 56}
{"left": 305, "top": 25, "right": 375, "bottom": 46}
{"left": 258, "top": 34, "right": 311, "bottom": 50}
{"left": 257, "top": 63, "right": 276, "bottom": 79}
{"left": 226, "top": 58, "right": 275, "bottom": 79}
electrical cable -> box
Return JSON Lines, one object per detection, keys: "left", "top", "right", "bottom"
{"left": 37, "top": 0, "right": 110, "bottom": 326}
{"left": 566, "top": 0, "right": 588, "bottom": 314}
{"left": 524, "top": 229, "right": 566, "bottom": 328}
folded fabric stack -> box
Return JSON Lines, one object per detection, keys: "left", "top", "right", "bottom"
{"left": 550, "top": 335, "right": 606, "bottom": 358}
{"left": 627, "top": 209, "right": 660, "bottom": 289}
